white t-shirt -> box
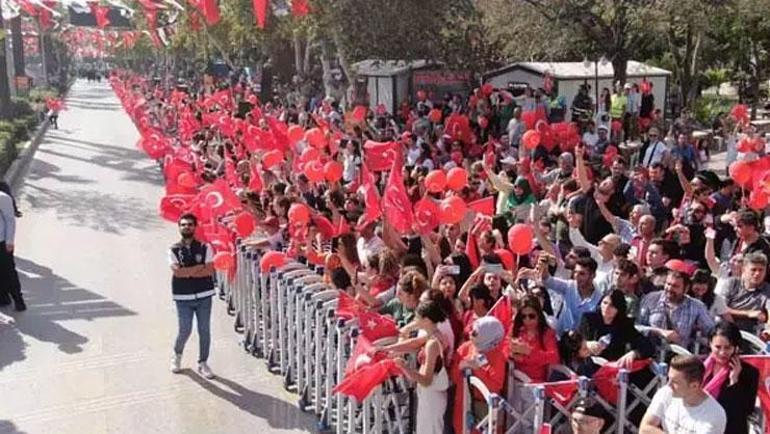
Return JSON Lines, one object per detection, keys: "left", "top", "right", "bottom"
{"left": 646, "top": 385, "right": 726, "bottom": 434}
{"left": 356, "top": 235, "right": 385, "bottom": 268}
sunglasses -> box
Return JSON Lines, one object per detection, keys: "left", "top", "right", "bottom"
{"left": 520, "top": 313, "right": 537, "bottom": 320}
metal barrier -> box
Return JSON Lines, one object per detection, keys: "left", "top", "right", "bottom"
{"left": 220, "top": 245, "right": 770, "bottom": 433}
{"left": 218, "top": 247, "right": 413, "bottom": 433}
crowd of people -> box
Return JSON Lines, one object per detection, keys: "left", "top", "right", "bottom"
{"left": 112, "top": 64, "right": 770, "bottom": 434}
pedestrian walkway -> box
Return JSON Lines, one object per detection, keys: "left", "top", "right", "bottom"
{"left": 0, "top": 80, "right": 317, "bottom": 434}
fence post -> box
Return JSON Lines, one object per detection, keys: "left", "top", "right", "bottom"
{"left": 617, "top": 368, "right": 629, "bottom": 434}
{"left": 533, "top": 385, "right": 546, "bottom": 433}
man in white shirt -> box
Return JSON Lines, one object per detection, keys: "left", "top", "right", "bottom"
{"left": 356, "top": 219, "right": 385, "bottom": 268}
{"left": 642, "top": 127, "right": 669, "bottom": 167}
{"left": 640, "top": 355, "right": 726, "bottom": 434}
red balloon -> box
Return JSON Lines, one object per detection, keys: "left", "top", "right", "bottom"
{"left": 304, "top": 159, "right": 325, "bottom": 183}
{"left": 324, "top": 161, "right": 343, "bottom": 183}
{"left": 439, "top": 196, "right": 467, "bottom": 225}
{"left": 425, "top": 170, "right": 447, "bottom": 193}
{"left": 263, "top": 150, "right": 283, "bottom": 169}
{"left": 750, "top": 190, "right": 769, "bottom": 211}
{"left": 234, "top": 212, "right": 256, "bottom": 237}
{"left": 429, "top": 109, "right": 443, "bottom": 123}
{"left": 260, "top": 251, "right": 287, "bottom": 273}
{"left": 300, "top": 147, "right": 320, "bottom": 163}
{"left": 478, "top": 116, "right": 489, "bottom": 129}
{"left": 729, "top": 160, "right": 753, "bottom": 187}
{"left": 213, "top": 252, "right": 234, "bottom": 271}
{"left": 288, "top": 203, "right": 310, "bottom": 225}
{"left": 305, "top": 128, "right": 326, "bottom": 149}
{"left": 522, "top": 130, "right": 541, "bottom": 150}
{"left": 287, "top": 125, "right": 304, "bottom": 144}
{"left": 414, "top": 197, "right": 440, "bottom": 234}
{"left": 507, "top": 224, "right": 534, "bottom": 255}
{"left": 481, "top": 83, "right": 494, "bottom": 97}
{"left": 178, "top": 172, "right": 197, "bottom": 188}
{"left": 446, "top": 167, "right": 468, "bottom": 191}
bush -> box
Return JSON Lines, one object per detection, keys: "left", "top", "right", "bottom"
{"left": 0, "top": 131, "right": 16, "bottom": 175}
{"left": 10, "top": 97, "right": 34, "bottom": 118}
{"left": 692, "top": 95, "right": 735, "bottom": 126}
{"left": 28, "top": 86, "right": 59, "bottom": 104}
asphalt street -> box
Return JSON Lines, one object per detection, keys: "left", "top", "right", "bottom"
{"left": 0, "top": 80, "right": 317, "bottom": 434}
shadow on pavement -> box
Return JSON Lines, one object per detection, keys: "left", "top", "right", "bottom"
{"left": 36, "top": 144, "right": 164, "bottom": 187}
{"left": 22, "top": 183, "right": 162, "bottom": 234}
{"left": 181, "top": 371, "right": 318, "bottom": 432}
{"left": 64, "top": 101, "right": 122, "bottom": 111}
{"left": 0, "top": 257, "right": 137, "bottom": 366}
{"left": 0, "top": 419, "right": 27, "bottom": 434}
{"left": 25, "top": 160, "right": 94, "bottom": 185}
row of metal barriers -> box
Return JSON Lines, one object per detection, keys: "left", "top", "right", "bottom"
{"left": 216, "top": 243, "right": 767, "bottom": 433}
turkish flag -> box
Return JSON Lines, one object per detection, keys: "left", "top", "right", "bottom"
{"left": 248, "top": 162, "right": 263, "bottom": 192}
{"left": 138, "top": 133, "right": 169, "bottom": 160}
{"left": 594, "top": 359, "right": 651, "bottom": 405}
{"left": 741, "top": 355, "right": 770, "bottom": 431}
{"left": 332, "top": 335, "right": 403, "bottom": 402}
{"left": 200, "top": 0, "right": 221, "bottom": 25}
{"left": 488, "top": 295, "right": 513, "bottom": 336}
{"left": 364, "top": 140, "right": 399, "bottom": 172}
{"left": 336, "top": 291, "right": 366, "bottom": 320}
{"left": 468, "top": 196, "right": 495, "bottom": 216}
{"left": 382, "top": 151, "right": 414, "bottom": 234}
{"left": 252, "top": 0, "right": 268, "bottom": 28}
{"left": 445, "top": 113, "right": 473, "bottom": 144}
{"left": 291, "top": 0, "right": 310, "bottom": 17}
{"left": 265, "top": 117, "right": 291, "bottom": 153}
{"left": 196, "top": 179, "right": 241, "bottom": 218}
{"left": 312, "top": 214, "right": 336, "bottom": 240}
{"left": 360, "top": 165, "right": 382, "bottom": 226}
{"left": 542, "top": 380, "right": 579, "bottom": 408}
{"left": 358, "top": 311, "right": 399, "bottom": 342}
{"left": 160, "top": 194, "right": 194, "bottom": 222}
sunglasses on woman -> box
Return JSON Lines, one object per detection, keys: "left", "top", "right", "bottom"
{"left": 520, "top": 313, "right": 537, "bottom": 320}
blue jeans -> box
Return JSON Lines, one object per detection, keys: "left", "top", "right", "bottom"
{"left": 174, "top": 296, "right": 212, "bottom": 363}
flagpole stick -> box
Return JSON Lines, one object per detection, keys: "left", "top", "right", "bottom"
{"left": 37, "top": 20, "right": 47, "bottom": 85}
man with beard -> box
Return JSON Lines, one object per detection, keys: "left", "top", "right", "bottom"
{"left": 168, "top": 213, "right": 216, "bottom": 379}
{"left": 638, "top": 269, "right": 715, "bottom": 347}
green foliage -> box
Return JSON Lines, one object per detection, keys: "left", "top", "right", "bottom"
{"left": 692, "top": 95, "right": 734, "bottom": 126}
{"left": 27, "top": 86, "right": 59, "bottom": 104}
{"left": 0, "top": 131, "right": 15, "bottom": 176}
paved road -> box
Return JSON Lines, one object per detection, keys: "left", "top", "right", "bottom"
{"left": 0, "top": 80, "right": 317, "bottom": 434}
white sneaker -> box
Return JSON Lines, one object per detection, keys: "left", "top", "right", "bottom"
{"left": 197, "top": 362, "right": 214, "bottom": 379}
{"left": 171, "top": 353, "right": 182, "bottom": 373}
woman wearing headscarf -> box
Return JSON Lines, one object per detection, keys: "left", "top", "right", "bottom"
{"left": 450, "top": 316, "right": 507, "bottom": 434}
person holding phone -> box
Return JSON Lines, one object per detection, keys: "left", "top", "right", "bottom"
{"left": 703, "top": 322, "right": 759, "bottom": 434}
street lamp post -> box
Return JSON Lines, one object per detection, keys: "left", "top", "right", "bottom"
{"left": 583, "top": 56, "right": 608, "bottom": 114}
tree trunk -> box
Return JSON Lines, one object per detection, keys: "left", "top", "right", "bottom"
{"left": 0, "top": 0, "right": 12, "bottom": 119}
{"left": 293, "top": 29, "right": 303, "bottom": 78}
{"left": 10, "top": 16, "right": 23, "bottom": 78}
{"left": 319, "top": 39, "right": 334, "bottom": 98}
{"left": 332, "top": 31, "right": 355, "bottom": 109}
{"left": 611, "top": 56, "right": 628, "bottom": 87}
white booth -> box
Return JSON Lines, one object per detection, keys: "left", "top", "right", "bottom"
{"left": 483, "top": 61, "right": 671, "bottom": 120}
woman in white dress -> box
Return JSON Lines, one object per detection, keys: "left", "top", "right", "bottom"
{"left": 395, "top": 294, "right": 450, "bottom": 434}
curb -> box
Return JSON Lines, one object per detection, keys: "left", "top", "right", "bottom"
{"left": 3, "top": 118, "right": 50, "bottom": 190}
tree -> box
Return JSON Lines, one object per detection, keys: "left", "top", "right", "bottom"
{"left": 0, "top": 0, "right": 12, "bottom": 118}
{"left": 707, "top": 0, "right": 770, "bottom": 116}
{"left": 651, "top": 0, "right": 724, "bottom": 109}
{"left": 517, "top": 0, "right": 656, "bottom": 85}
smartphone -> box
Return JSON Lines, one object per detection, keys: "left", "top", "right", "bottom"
{"left": 476, "top": 353, "right": 489, "bottom": 367}
{"left": 445, "top": 265, "right": 461, "bottom": 275}
{"left": 483, "top": 263, "right": 504, "bottom": 274}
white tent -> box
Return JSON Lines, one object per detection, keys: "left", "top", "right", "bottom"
{"left": 483, "top": 61, "right": 672, "bottom": 120}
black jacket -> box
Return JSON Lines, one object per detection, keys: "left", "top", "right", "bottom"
{"left": 714, "top": 360, "right": 759, "bottom": 434}
{"left": 578, "top": 312, "right": 655, "bottom": 361}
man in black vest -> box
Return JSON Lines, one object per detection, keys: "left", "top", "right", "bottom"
{"left": 168, "top": 213, "right": 216, "bottom": 378}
